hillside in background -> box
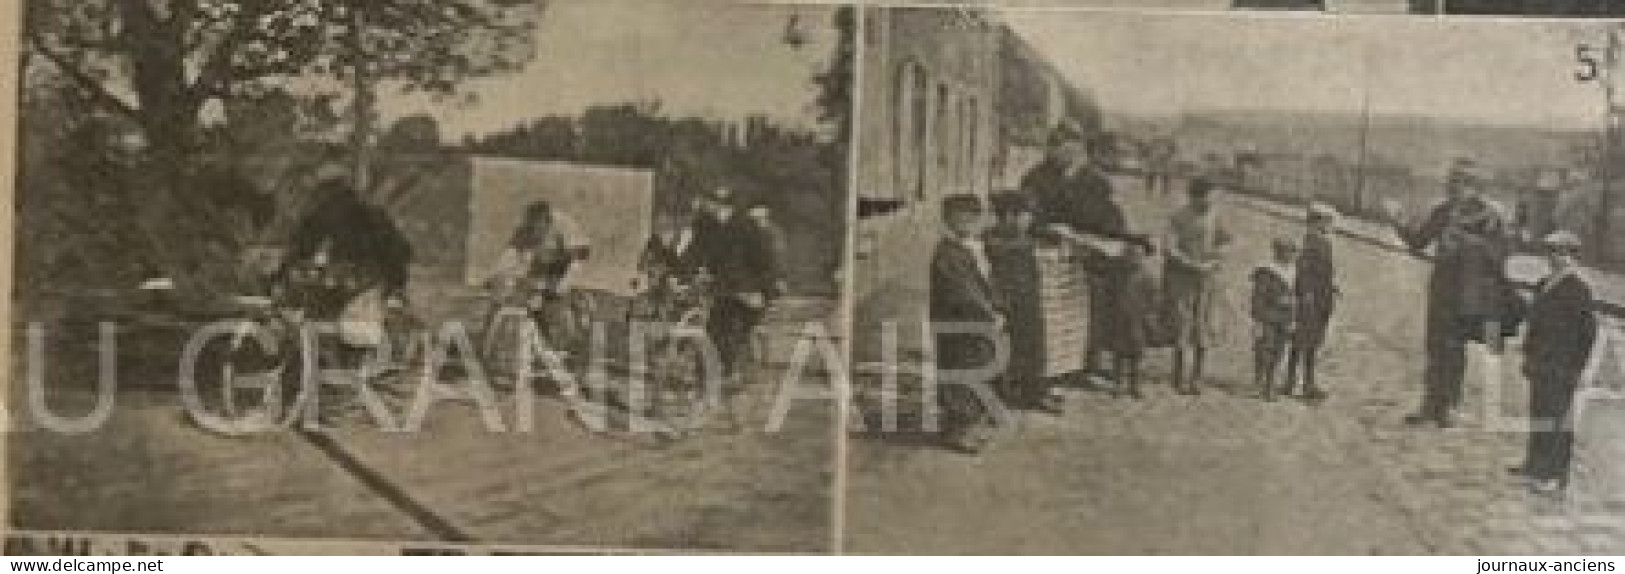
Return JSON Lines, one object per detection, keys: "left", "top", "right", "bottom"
{"left": 1171, "top": 109, "right": 1598, "bottom": 175}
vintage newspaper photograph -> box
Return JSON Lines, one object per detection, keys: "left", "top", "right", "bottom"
{"left": 848, "top": 8, "right": 1625, "bottom": 554}
{"left": 7, "top": 0, "right": 852, "bottom": 553}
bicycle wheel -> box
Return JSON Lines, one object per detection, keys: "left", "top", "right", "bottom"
{"left": 479, "top": 305, "right": 531, "bottom": 379}
{"left": 650, "top": 333, "right": 714, "bottom": 431}
{"left": 557, "top": 289, "right": 598, "bottom": 363}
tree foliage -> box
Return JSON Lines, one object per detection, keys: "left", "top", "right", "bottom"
{"left": 21, "top": 0, "right": 541, "bottom": 290}
{"left": 26, "top": 0, "right": 539, "bottom": 147}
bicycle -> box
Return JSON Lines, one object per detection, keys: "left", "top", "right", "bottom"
{"left": 625, "top": 272, "right": 727, "bottom": 435}
{"left": 475, "top": 277, "right": 597, "bottom": 393}
{"left": 189, "top": 269, "right": 422, "bottom": 435}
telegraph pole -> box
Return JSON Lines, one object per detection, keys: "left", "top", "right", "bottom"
{"left": 1352, "top": 46, "right": 1374, "bottom": 216}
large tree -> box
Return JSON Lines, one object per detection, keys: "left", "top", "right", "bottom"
{"left": 23, "top": 0, "right": 540, "bottom": 280}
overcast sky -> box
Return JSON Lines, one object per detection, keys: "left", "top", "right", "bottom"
{"left": 378, "top": 0, "right": 838, "bottom": 139}
{"left": 1003, "top": 10, "right": 1613, "bottom": 129}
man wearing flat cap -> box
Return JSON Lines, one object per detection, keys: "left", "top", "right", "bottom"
{"left": 1384, "top": 158, "right": 1514, "bottom": 428}
{"left": 1510, "top": 230, "right": 1597, "bottom": 494}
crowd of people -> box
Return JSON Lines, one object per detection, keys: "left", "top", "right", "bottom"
{"left": 927, "top": 129, "right": 1603, "bottom": 498}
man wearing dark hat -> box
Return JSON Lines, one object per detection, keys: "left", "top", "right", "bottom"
{"left": 706, "top": 189, "right": 781, "bottom": 390}
{"left": 1385, "top": 158, "right": 1514, "bottom": 428}
{"left": 986, "top": 190, "right": 1061, "bottom": 414}
{"left": 1022, "top": 124, "right": 1128, "bottom": 381}
{"left": 691, "top": 185, "right": 738, "bottom": 279}
{"left": 1024, "top": 124, "right": 1126, "bottom": 242}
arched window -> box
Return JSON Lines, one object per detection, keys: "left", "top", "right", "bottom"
{"left": 933, "top": 83, "right": 952, "bottom": 196}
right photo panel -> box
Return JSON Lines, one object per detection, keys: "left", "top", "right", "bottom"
{"left": 847, "top": 8, "right": 1625, "bottom": 554}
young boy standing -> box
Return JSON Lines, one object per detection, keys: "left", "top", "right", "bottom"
{"left": 931, "top": 194, "right": 1006, "bottom": 454}
{"left": 1164, "top": 179, "right": 1232, "bottom": 395}
{"left": 1285, "top": 202, "right": 1340, "bottom": 402}
{"left": 987, "top": 192, "right": 1062, "bottom": 414}
{"left": 1110, "top": 234, "right": 1159, "bottom": 399}
{"left": 1251, "top": 238, "right": 1298, "bottom": 402}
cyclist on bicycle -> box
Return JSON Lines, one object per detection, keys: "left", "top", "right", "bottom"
{"left": 637, "top": 209, "right": 703, "bottom": 298}
{"left": 486, "top": 201, "right": 592, "bottom": 358}
{"left": 279, "top": 177, "right": 413, "bottom": 345}
{"left": 270, "top": 177, "right": 413, "bottom": 423}
{"left": 700, "top": 191, "right": 783, "bottom": 385}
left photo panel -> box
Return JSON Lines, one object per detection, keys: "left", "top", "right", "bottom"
{"left": 7, "top": 0, "right": 853, "bottom": 553}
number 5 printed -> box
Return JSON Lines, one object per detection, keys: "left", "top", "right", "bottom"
{"left": 1578, "top": 43, "right": 1602, "bottom": 82}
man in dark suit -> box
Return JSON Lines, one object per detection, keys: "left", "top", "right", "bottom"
{"left": 746, "top": 203, "right": 790, "bottom": 300}
{"left": 280, "top": 177, "right": 413, "bottom": 323}
{"left": 1023, "top": 124, "right": 1090, "bottom": 236}
{"left": 690, "top": 186, "right": 736, "bottom": 279}
{"left": 931, "top": 194, "right": 1007, "bottom": 454}
{"left": 1022, "top": 127, "right": 1128, "bottom": 380}
{"left": 1511, "top": 230, "right": 1598, "bottom": 494}
{"left": 274, "top": 177, "right": 413, "bottom": 423}
{"left": 1385, "top": 159, "right": 1513, "bottom": 428}
{"left": 706, "top": 192, "right": 780, "bottom": 386}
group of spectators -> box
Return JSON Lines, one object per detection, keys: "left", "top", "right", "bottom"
{"left": 926, "top": 128, "right": 1602, "bottom": 497}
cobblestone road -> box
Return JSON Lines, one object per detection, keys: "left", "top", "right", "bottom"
{"left": 847, "top": 178, "right": 1625, "bottom": 554}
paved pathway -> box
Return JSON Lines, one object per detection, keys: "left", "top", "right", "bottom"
{"left": 9, "top": 297, "right": 840, "bottom": 553}
{"left": 846, "top": 178, "right": 1625, "bottom": 554}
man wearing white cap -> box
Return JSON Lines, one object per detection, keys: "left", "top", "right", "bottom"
{"left": 1511, "top": 230, "right": 1597, "bottom": 494}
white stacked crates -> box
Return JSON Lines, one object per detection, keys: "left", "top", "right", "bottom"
{"left": 1036, "top": 245, "right": 1087, "bottom": 378}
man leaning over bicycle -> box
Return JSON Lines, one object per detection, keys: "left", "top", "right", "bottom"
{"left": 266, "top": 177, "right": 414, "bottom": 424}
